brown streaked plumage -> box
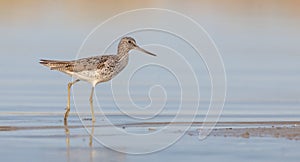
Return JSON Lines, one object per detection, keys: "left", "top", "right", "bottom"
{"left": 40, "top": 37, "right": 156, "bottom": 122}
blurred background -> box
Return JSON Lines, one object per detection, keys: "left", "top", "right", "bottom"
{"left": 0, "top": 0, "right": 300, "bottom": 121}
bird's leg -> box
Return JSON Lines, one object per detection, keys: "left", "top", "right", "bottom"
{"left": 64, "top": 79, "right": 80, "bottom": 122}
{"left": 89, "top": 87, "right": 96, "bottom": 122}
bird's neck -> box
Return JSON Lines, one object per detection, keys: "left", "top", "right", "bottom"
{"left": 117, "top": 50, "right": 129, "bottom": 61}
{"left": 117, "top": 43, "right": 130, "bottom": 60}
{"left": 116, "top": 50, "right": 129, "bottom": 71}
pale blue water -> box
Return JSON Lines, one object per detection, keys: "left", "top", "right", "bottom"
{"left": 1, "top": 1, "right": 300, "bottom": 161}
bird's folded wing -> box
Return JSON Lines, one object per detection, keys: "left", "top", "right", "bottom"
{"left": 40, "top": 55, "right": 114, "bottom": 73}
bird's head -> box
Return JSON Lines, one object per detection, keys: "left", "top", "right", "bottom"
{"left": 118, "top": 37, "right": 157, "bottom": 56}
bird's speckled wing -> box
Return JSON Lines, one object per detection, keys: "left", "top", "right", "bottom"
{"left": 40, "top": 55, "right": 117, "bottom": 74}
{"left": 72, "top": 55, "right": 119, "bottom": 84}
{"left": 72, "top": 55, "right": 116, "bottom": 72}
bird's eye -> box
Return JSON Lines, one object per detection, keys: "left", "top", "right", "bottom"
{"left": 128, "top": 40, "right": 132, "bottom": 43}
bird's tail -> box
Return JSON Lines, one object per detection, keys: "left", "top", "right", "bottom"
{"left": 39, "top": 59, "right": 73, "bottom": 71}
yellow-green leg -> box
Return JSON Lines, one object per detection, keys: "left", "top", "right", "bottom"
{"left": 64, "top": 79, "right": 80, "bottom": 122}
{"left": 89, "top": 87, "right": 96, "bottom": 122}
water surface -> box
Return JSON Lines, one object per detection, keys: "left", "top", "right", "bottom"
{"left": 1, "top": 1, "right": 300, "bottom": 161}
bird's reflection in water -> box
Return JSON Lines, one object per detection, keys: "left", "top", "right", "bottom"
{"left": 64, "top": 120, "right": 95, "bottom": 162}
{"left": 89, "top": 122, "right": 95, "bottom": 162}
{"left": 63, "top": 120, "right": 125, "bottom": 162}
{"left": 64, "top": 120, "right": 71, "bottom": 162}
{"left": 89, "top": 121, "right": 95, "bottom": 147}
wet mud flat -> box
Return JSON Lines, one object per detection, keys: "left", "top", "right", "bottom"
{"left": 1, "top": 120, "right": 300, "bottom": 140}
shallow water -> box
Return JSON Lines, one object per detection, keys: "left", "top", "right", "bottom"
{"left": 1, "top": 116, "right": 300, "bottom": 162}
{"left": 1, "top": 0, "right": 300, "bottom": 161}
{"left": 1, "top": 1, "right": 300, "bottom": 123}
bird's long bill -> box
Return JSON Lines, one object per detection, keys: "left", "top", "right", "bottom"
{"left": 135, "top": 46, "right": 157, "bottom": 56}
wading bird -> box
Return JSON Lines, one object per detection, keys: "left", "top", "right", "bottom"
{"left": 40, "top": 37, "right": 156, "bottom": 122}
